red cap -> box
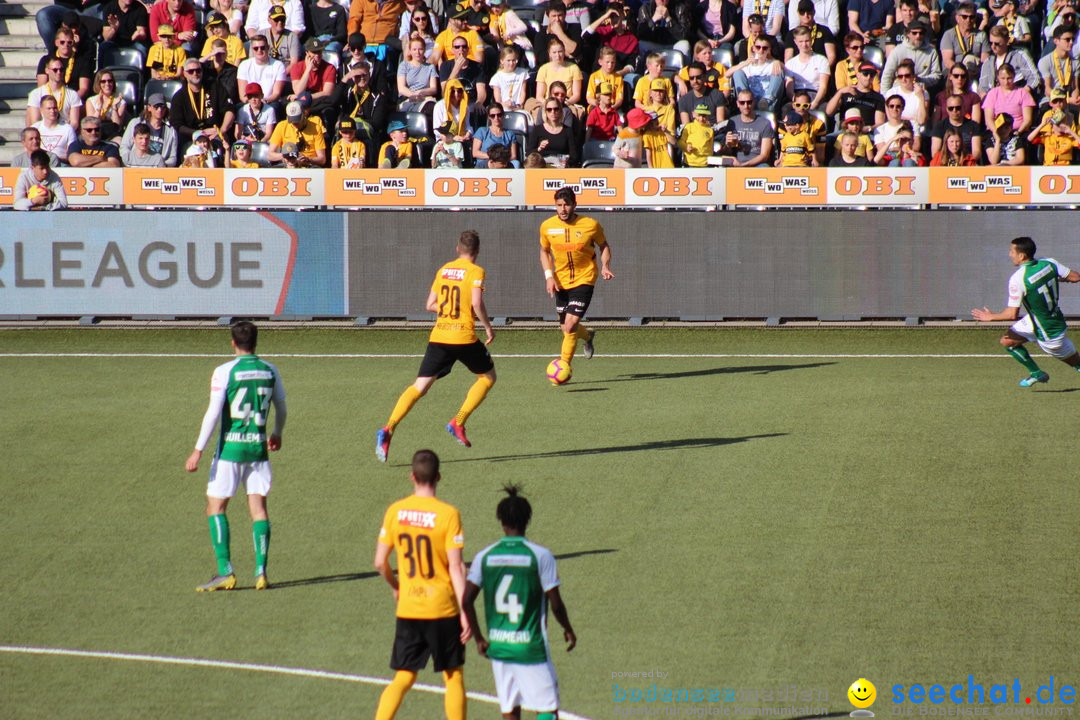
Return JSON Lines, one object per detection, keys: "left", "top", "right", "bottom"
{"left": 245, "top": 82, "right": 264, "bottom": 97}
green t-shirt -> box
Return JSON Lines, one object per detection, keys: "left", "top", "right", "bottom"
{"left": 1008, "top": 258, "right": 1071, "bottom": 341}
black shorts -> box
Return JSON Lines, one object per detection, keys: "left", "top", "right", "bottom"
{"left": 554, "top": 284, "right": 595, "bottom": 319}
{"left": 417, "top": 340, "right": 494, "bottom": 379}
{"left": 390, "top": 616, "right": 466, "bottom": 672}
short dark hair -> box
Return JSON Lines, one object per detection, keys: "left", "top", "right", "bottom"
{"left": 496, "top": 484, "right": 532, "bottom": 533}
{"left": 899, "top": 0, "right": 919, "bottom": 9}
{"left": 797, "top": 0, "right": 815, "bottom": 14}
{"left": 793, "top": 89, "right": 812, "bottom": 102}
{"left": 231, "top": 320, "right": 258, "bottom": 351}
{"left": 459, "top": 229, "right": 480, "bottom": 255}
{"left": 686, "top": 60, "right": 706, "bottom": 73}
{"left": 1054, "top": 23, "right": 1074, "bottom": 38}
{"left": 486, "top": 143, "right": 510, "bottom": 165}
{"left": 554, "top": 186, "right": 576, "bottom": 205}
{"left": 411, "top": 449, "right": 440, "bottom": 486}
{"left": 133, "top": 122, "right": 151, "bottom": 137}
{"left": 1012, "top": 236, "right": 1037, "bottom": 259}
{"left": 30, "top": 149, "right": 51, "bottom": 168}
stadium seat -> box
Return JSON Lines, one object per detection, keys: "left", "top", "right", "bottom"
{"left": 250, "top": 142, "right": 271, "bottom": 167}
{"left": 503, "top": 109, "right": 532, "bottom": 135}
{"left": 711, "top": 46, "right": 734, "bottom": 68}
{"left": 145, "top": 79, "right": 183, "bottom": 105}
{"left": 114, "top": 79, "right": 139, "bottom": 109}
{"left": 759, "top": 110, "right": 776, "bottom": 130}
{"left": 809, "top": 108, "right": 829, "bottom": 132}
{"left": 322, "top": 49, "right": 341, "bottom": 71}
{"left": 658, "top": 48, "right": 686, "bottom": 77}
{"left": 582, "top": 140, "right": 615, "bottom": 168}
{"left": 863, "top": 45, "right": 884, "bottom": 69}
{"left": 106, "top": 66, "right": 143, "bottom": 91}
{"left": 100, "top": 46, "right": 145, "bottom": 70}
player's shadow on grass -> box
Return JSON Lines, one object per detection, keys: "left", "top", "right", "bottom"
{"left": 554, "top": 548, "right": 617, "bottom": 561}
{"left": 1034, "top": 388, "right": 1080, "bottom": 393}
{"left": 248, "top": 571, "right": 379, "bottom": 591}
{"left": 438, "top": 435, "right": 786, "bottom": 464}
{"left": 575, "top": 362, "right": 836, "bottom": 385}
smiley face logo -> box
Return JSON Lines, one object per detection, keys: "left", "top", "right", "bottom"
{"left": 848, "top": 679, "right": 877, "bottom": 709}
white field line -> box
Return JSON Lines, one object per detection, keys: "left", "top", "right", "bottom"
{"left": 0, "top": 645, "right": 591, "bottom": 720}
{"left": 0, "top": 352, "right": 1021, "bottom": 359}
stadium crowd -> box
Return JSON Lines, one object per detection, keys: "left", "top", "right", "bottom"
{"left": 14, "top": 0, "right": 1080, "bottom": 170}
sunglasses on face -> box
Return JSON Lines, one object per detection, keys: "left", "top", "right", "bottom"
{"left": 453, "top": 44, "right": 468, "bottom": 49}
{"left": 793, "top": 102, "right": 809, "bottom": 109}
{"left": 57, "top": 40, "right": 73, "bottom": 46}
{"left": 909, "top": 30, "right": 924, "bottom": 35}
{"left": 252, "top": 45, "right": 267, "bottom": 50}
{"left": 958, "top": 13, "right": 975, "bottom": 18}
{"left": 545, "top": 106, "right": 560, "bottom": 111}
{"left": 415, "top": 15, "right": 429, "bottom": 20}
{"left": 1063, "top": 36, "right": 1076, "bottom": 41}
{"left": 753, "top": 44, "right": 770, "bottom": 50}
{"left": 489, "top": 111, "right": 503, "bottom": 117}
{"left": 858, "top": 69, "right": 874, "bottom": 75}
{"left": 990, "top": 40, "right": 1005, "bottom": 46}
{"left": 947, "top": 104, "right": 963, "bottom": 110}
{"left": 951, "top": 72, "right": 967, "bottom": 78}
{"left": 1052, "top": 97, "right": 1066, "bottom": 102}
{"left": 48, "top": 67, "right": 63, "bottom": 72}
{"left": 84, "top": 127, "right": 101, "bottom": 133}
{"left": 688, "top": 74, "right": 703, "bottom": 80}
{"left": 736, "top": 99, "right": 753, "bottom": 105}
{"left": 896, "top": 73, "right": 913, "bottom": 78}
{"left": 887, "top": 102, "right": 904, "bottom": 109}
{"left": 186, "top": 68, "right": 202, "bottom": 74}
{"left": 848, "top": 44, "right": 864, "bottom": 50}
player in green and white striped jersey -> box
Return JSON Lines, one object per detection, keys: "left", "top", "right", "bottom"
{"left": 972, "top": 236, "right": 1080, "bottom": 387}
{"left": 185, "top": 322, "right": 287, "bottom": 592}
{"left": 463, "top": 486, "right": 576, "bottom": 720}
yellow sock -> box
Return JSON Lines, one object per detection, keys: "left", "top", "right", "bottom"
{"left": 386, "top": 386, "right": 422, "bottom": 432}
{"left": 375, "top": 670, "right": 416, "bottom": 720}
{"left": 575, "top": 323, "right": 590, "bottom": 340}
{"left": 454, "top": 375, "right": 493, "bottom": 425}
{"left": 443, "top": 666, "right": 466, "bottom": 720}
{"left": 560, "top": 331, "right": 577, "bottom": 364}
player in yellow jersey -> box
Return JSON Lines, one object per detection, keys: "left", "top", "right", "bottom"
{"left": 539, "top": 187, "right": 615, "bottom": 371}
{"left": 374, "top": 449, "right": 471, "bottom": 720}
{"left": 376, "top": 230, "right": 496, "bottom": 462}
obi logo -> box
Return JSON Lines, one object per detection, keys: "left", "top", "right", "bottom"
{"left": 61, "top": 175, "right": 112, "bottom": 197}
{"left": 629, "top": 175, "right": 712, "bottom": 197}
{"left": 834, "top": 175, "right": 917, "bottom": 196}
{"left": 431, "top": 176, "right": 513, "bottom": 197}
{"left": 231, "top": 176, "right": 313, "bottom": 197}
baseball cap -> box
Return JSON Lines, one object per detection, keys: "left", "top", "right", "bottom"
{"left": 285, "top": 101, "right": 303, "bottom": 121}
{"left": 157, "top": 23, "right": 175, "bottom": 36}
{"left": 859, "top": 61, "right": 878, "bottom": 73}
{"left": 627, "top": 108, "right": 650, "bottom": 129}
{"left": 245, "top": 82, "right": 264, "bottom": 97}
{"left": 147, "top": 92, "right": 166, "bottom": 106}
{"left": 269, "top": 5, "right": 286, "bottom": 20}
{"left": 650, "top": 78, "right": 667, "bottom": 91}
{"left": 436, "top": 119, "right": 454, "bottom": 135}
{"left": 338, "top": 116, "right": 356, "bottom": 131}
{"left": 304, "top": 37, "right": 325, "bottom": 53}
{"left": 281, "top": 141, "right": 299, "bottom": 156}
{"left": 387, "top": 119, "right": 407, "bottom": 133}
{"left": 784, "top": 110, "right": 803, "bottom": 125}
{"left": 994, "top": 112, "right": 1013, "bottom": 129}
{"left": 192, "top": 129, "right": 207, "bottom": 141}
{"left": 185, "top": 144, "right": 206, "bottom": 157}
{"left": 1051, "top": 87, "right": 1068, "bottom": 101}
{"left": 348, "top": 32, "right": 366, "bottom": 50}
{"left": 694, "top": 103, "right": 711, "bottom": 116}
{"left": 205, "top": 11, "right": 226, "bottom": 27}
{"left": 843, "top": 108, "right": 864, "bottom": 122}
{"left": 232, "top": 138, "right": 252, "bottom": 148}
{"left": 451, "top": 2, "right": 470, "bottom": 18}
{"left": 747, "top": 12, "right": 765, "bottom": 24}
{"left": 598, "top": 81, "right": 613, "bottom": 95}
{"left": 489, "top": 0, "right": 504, "bottom": 5}
{"left": 908, "top": 19, "right": 928, "bottom": 32}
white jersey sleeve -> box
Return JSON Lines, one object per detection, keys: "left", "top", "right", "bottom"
{"left": 193, "top": 362, "right": 231, "bottom": 451}
{"left": 527, "top": 541, "right": 561, "bottom": 592}
{"left": 1007, "top": 267, "right": 1026, "bottom": 308}
{"left": 1047, "top": 258, "right": 1071, "bottom": 278}
{"left": 467, "top": 544, "right": 494, "bottom": 586}
{"left": 268, "top": 361, "right": 287, "bottom": 436}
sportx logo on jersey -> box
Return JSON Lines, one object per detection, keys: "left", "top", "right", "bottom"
{"left": 397, "top": 510, "right": 437, "bottom": 529}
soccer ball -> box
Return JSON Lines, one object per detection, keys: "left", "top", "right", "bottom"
{"left": 546, "top": 359, "right": 571, "bottom": 385}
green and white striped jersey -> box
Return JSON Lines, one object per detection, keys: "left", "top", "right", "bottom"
{"left": 194, "top": 354, "right": 286, "bottom": 463}
{"left": 1008, "top": 258, "right": 1071, "bottom": 341}
{"left": 467, "top": 536, "right": 560, "bottom": 665}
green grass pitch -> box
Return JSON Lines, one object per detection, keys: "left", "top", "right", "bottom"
{"left": 1, "top": 327, "right": 1077, "bottom": 719}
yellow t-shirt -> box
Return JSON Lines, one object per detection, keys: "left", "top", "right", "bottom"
{"left": 778, "top": 127, "right": 814, "bottom": 166}
{"left": 586, "top": 69, "right": 624, "bottom": 107}
{"left": 678, "top": 122, "right": 714, "bottom": 167}
{"left": 200, "top": 35, "right": 247, "bottom": 66}
{"left": 642, "top": 127, "right": 674, "bottom": 167}
{"left": 643, "top": 101, "right": 676, "bottom": 135}
{"left": 633, "top": 75, "right": 674, "bottom": 105}
{"left": 434, "top": 28, "right": 484, "bottom": 63}
{"left": 377, "top": 140, "right": 415, "bottom": 167}
{"left": 539, "top": 214, "right": 607, "bottom": 289}
{"left": 832, "top": 132, "right": 873, "bottom": 157}
{"left": 269, "top": 118, "right": 326, "bottom": 159}
{"left": 378, "top": 495, "right": 464, "bottom": 620}
{"left": 677, "top": 62, "right": 731, "bottom": 93}
{"left": 332, "top": 138, "right": 366, "bottom": 168}
{"left": 428, "top": 257, "right": 485, "bottom": 345}
{"left": 537, "top": 62, "right": 583, "bottom": 91}
{"left": 230, "top": 160, "right": 259, "bottom": 168}
{"left": 1041, "top": 132, "right": 1080, "bottom": 165}
{"left": 146, "top": 43, "right": 188, "bottom": 78}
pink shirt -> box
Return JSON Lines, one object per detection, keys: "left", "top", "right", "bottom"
{"left": 982, "top": 85, "right": 1035, "bottom": 129}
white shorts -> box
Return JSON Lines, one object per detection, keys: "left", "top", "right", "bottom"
{"left": 207, "top": 458, "right": 272, "bottom": 498}
{"left": 1010, "top": 315, "right": 1078, "bottom": 359}
{"left": 491, "top": 658, "right": 559, "bottom": 714}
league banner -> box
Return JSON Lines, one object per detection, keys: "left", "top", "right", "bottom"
{"left": 0, "top": 212, "right": 346, "bottom": 317}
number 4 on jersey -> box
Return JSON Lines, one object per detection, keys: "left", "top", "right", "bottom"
{"left": 495, "top": 575, "right": 524, "bottom": 624}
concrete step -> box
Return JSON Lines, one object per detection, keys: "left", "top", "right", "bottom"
{"left": 0, "top": 18, "right": 40, "bottom": 35}
{"left": 0, "top": 82, "right": 37, "bottom": 99}
{"left": 0, "top": 97, "right": 30, "bottom": 112}
{"left": 0, "top": 50, "right": 45, "bottom": 67}
{"left": 0, "top": 146, "right": 21, "bottom": 167}
{"left": 0, "top": 114, "right": 28, "bottom": 133}
{"left": 0, "top": 67, "right": 37, "bottom": 81}
{"left": 0, "top": 35, "right": 45, "bottom": 50}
